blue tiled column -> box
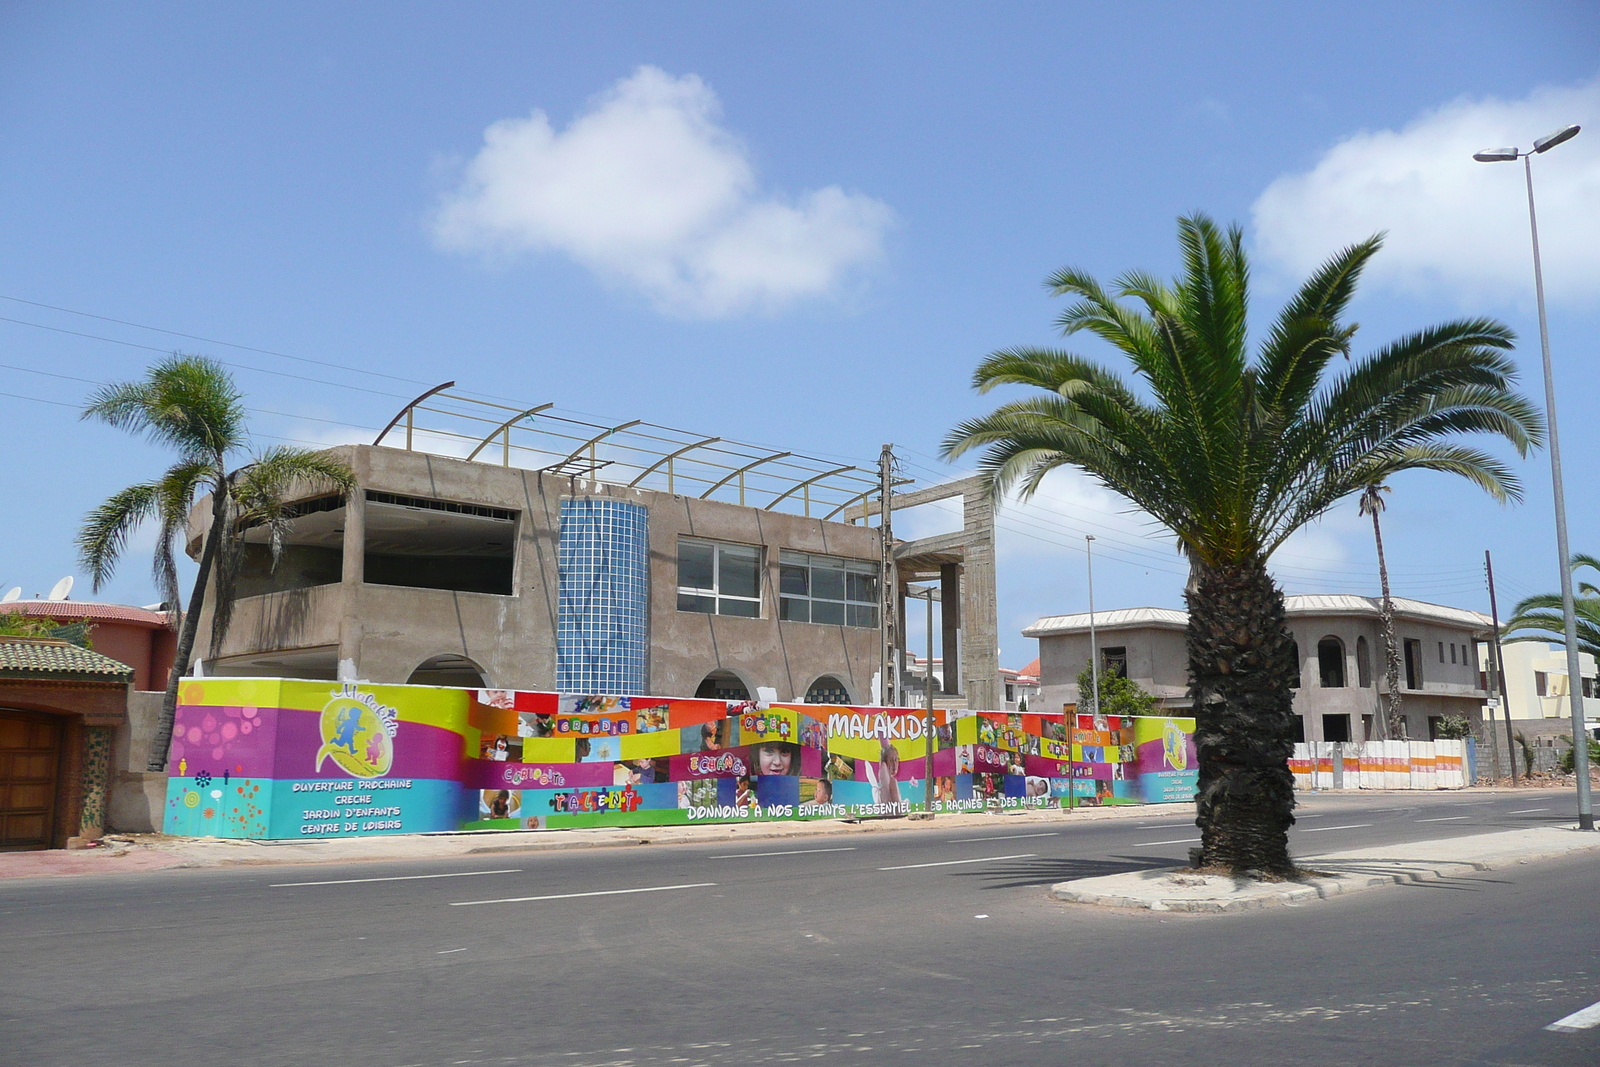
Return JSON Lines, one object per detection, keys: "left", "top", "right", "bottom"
{"left": 557, "top": 499, "right": 649, "bottom": 694}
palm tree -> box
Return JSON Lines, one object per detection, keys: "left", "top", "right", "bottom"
{"left": 1501, "top": 554, "right": 1600, "bottom": 660}
{"left": 1358, "top": 482, "right": 1402, "bottom": 740}
{"left": 943, "top": 215, "right": 1541, "bottom": 875}
{"left": 77, "top": 355, "right": 355, "bottom": 771}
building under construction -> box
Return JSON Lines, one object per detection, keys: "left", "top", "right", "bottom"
{"left": 188, "top": 384, "right": 999, "bottom": 709}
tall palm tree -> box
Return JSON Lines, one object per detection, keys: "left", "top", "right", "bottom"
{"left": 943, "top": 215, "right": 1541, "bottom": 875}
{"left": 1358, "top": 482, "right": 1402, "bottom": 740}
{"left": 1501, "top": 554, "right": 1600, "bottom": 661}
{"left": 77, "top": 355, "right": 355, "bottom": 771}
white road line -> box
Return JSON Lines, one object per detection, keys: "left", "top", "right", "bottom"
{"left": 1510, "top": 807, "right": 1550, "bottom": 814}
{"left": 948, "top": 833, "right": 1061, "bottom": 843}
{"left": 437, "top": 948, "right": 468, "bottom": 954}
{"left": 1131, "top": 838, "right": 1201, "bottom": 847}
{"left": 450, "top": 882, "right": 716, "bottom": 906}
{"left": 1416, "top": 816, "right": 1471, "bottom": 822}
{"left": 878, "top": 853, "right": 1036, "bottom": 871}
{"left": 1546, "top": 999, "right": 1600, "bottom": 1032}
{"left": 709, "top": 847, "right": 857, "bottom": 859}
{"left": 1298, "top": 823, "right": 1372, "bottom": 832}
{"left": 270, "top": 869, "right": 521, "bottom": 888}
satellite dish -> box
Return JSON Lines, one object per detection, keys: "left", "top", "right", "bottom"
{"left": 0, "top": 587, "right": 19, "bottom": 603}
{"left": 47, "top": 576, "right": 73, "bottom": 601}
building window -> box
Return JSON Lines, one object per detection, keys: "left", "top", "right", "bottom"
{"left": 805, "top": 675, "right": 851, "bottom": 705}
{"left": 778, "top": 551, "right": 878, "bottom": 627}
{"left": 1535, "top": 671, "right": 1548, "bottom": 697}
{"left": 1404, "top": 639, "right": 1422, "bottom": 690}
{"left": 1005, "top": 683, "right": 1016, "bottom": 703}
{"left": 1438, "top": 641, "right": 1445, "bottom": 664}
{"left": 1585, "top": 678, "right": 1595, "bottom": 699}
{"left": 1356, "top": 636, "right": 1373, "bottom": 688}
{"left": 1317, "top": 637, "right": 1346, "bottom": 688}
{"left": 1289, "top": 638, "right": 1301, "bottom": 688}
{"left": 1322, "top": 713, "right": 1351, "bottom": 743}
{"left": 1450, "top": 644, "right": 1457, "bottom": 664}
{"left": 1100, "top": 646, "right": 1128, "bottom": 679}
{"left": 678, "top": 539, "right": 762, "bottom": 618}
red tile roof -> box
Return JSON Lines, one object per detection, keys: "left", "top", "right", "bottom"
{"left": 1, "top": 600, "right": 172, "bottom": 627}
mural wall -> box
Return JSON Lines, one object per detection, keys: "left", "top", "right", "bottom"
{"left": 162, "top": 679, "right": 1198, "bottom": 840}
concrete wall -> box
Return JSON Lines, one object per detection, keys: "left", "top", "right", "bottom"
{"left": 188, "top": 444, "right": 881, "bottom": 703}
{"left": 108, "top": 689, "right": 167, "bottom": 833}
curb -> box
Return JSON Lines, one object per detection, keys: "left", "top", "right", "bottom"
{"left": 1049, "top": 861, "right": 1488, "bottom": 913}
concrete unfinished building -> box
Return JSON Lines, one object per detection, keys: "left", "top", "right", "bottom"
{"left": 187, "top": 384, "right": 999, "bottom": 710}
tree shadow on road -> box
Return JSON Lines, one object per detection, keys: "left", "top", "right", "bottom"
{"left": 953, "top": 855, "right": 1172, "bottom": 890}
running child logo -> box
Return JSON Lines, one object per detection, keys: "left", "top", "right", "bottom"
{"left": 1162, "top": 719, "right": 1187, "bottom": 771}
{"left": 315, "top": 685, "right": 399, "bottom": 778}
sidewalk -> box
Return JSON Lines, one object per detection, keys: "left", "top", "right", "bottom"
{"left": 1050, "top": 824, "right": 1600, "bottom": 913}
{"left": 0, "top": 800, "right": 1180, "bottom": 881}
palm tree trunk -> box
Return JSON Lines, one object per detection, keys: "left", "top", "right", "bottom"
{"left": 1370, "top": 510, "right": 1403, "bottom": 740}
{"left": 146, "top": 486, "right": 226, "bottom": 772}
{"left": 1186, "top": 557, "right": 1299, "bottom": 875}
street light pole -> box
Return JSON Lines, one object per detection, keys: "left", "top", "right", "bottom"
{"left": 1475, "top": 124, "right": 1592, "bottom": 829}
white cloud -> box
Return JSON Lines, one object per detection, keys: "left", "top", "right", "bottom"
{"left": 1253, "top": 77, "right": 1600, "bottom": 306}
{"left": 431, "top": 66, "right": 894, "bottom": 317}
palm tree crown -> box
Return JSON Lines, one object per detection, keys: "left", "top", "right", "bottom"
{"left": 1501, "top": 554, "right": 1600, "bottom": 661}
{"left": 78, "top": 355, "right": 354, "bottom": 771}
{"left": 945, "top": 217, "right": 1541, "bottom": 567}
{"left": 944, "top": 215, "right": 1542, "bottom": 874}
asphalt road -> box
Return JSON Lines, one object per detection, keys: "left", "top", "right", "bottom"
{"left": 3, "top": 789, "right": 1597, "bottom": 1067}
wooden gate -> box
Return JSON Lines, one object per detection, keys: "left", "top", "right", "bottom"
{"left": 0, "top": 709, "right": 61, "bottom": 850}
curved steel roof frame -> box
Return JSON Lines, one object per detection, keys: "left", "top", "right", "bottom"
{"left": 699, "top": 452, "right": 793, "bottom": 499}
{"left": 626, "top": 436, "right": 722, "bottom": 488}
{"left": 765, "top": 465, "right": 859, "bottom": 511}
{"left": 373, "top": 381, "right": 455, "bottom": 446}
{"left": 465, "top": 403, "right": 554, "bottom": 461}
{"left": 542, "top": 419, "right": 645, "bottom": 473}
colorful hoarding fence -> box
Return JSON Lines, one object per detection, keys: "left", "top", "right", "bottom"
{"left": 163, "top": 679, "right": 1200, "bottom": 840}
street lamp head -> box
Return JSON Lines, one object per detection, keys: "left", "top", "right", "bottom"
{"left": 1473, "top": 147, "right": 1520, "bottom": 163}
{"left": 1533, "top": 124, "right": 1581, "bottom": 153}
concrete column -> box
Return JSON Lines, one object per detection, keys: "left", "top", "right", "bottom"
{"left": 338, "top": 479, "right": 366, "bottom": 682}
{"left": 76, "top": 725, "right": 113, "bottom": 842}
{"left": 941, "top": 563, "right": 962, "bottom": 695}
{"left": 961, "top": 490, "right": 999, "bottom": 711}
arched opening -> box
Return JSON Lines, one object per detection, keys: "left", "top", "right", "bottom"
{"left": 694, "top": 671, "right": 750, "bottom": 701}
{"left": 804, "top": 675, "right": 851, "bottom": 706}
{"left": 1288, "top": 638, "right": 1301, "bottom": 688}
{"left": 407, "top": 654, "right": 487, "bottom": 689}
{"left": 1317, "top": 636, "right": 1346, "bottom": 688}
{"left": 1356, "top": 636, "right": 1373, "bottom": 688}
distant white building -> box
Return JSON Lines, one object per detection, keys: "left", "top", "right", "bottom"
{"left": 1478, "top": 639, "right": 1600, "bottom": 730}
{"left": 1024, "top": 595, "right": 1492, "bottom": 742}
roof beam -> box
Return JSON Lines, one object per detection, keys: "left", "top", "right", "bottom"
{"left": 625, "top": 436, "right": 722, "bottom": 488}
{"left": 465, "top": 403, "right": 554, "bottom": 462}
{"left": 699, "top": 453, "right": 792, "bottom": 500}
{"left": 764, "top": 465, "right": 859, "bottom": 511}
{"left": 373, "top": 381, "right": 456, "bottom": 447}
{"left": 541, "top": 420, "right": 644, "bottom": 473}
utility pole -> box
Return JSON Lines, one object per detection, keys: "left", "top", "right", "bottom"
{"left": 1086, "top": 536, "right": 1100, "bottom": 720}
{"left": 878, "top": 444, "right": 896, "bottom": 707}
{"left": 1485, "top": 552, "right": 1517, "bottom": 785}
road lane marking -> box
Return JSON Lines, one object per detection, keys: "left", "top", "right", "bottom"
{"left": 709, "top": 847, "right": 857, "bottom": 859}
{"left": 1297, "top": 824, "right": 1373, "bottom": 832}
{"left": 270, "top": 869, "right": 520, "bottom": 887}
{"left": 437, "top": 948, "right": 468, "bottom": 954}
{"left": 1416, "top": 816, "right": 1470, "bottom": 822}
{"left": 1131, "top": 838, "right": 1201, "bottom": 847}
{"left": 877, "top": 853, "right": 1036, "bottom": 871}
{"left": 948, "top": 833, "right": 1060, "bottom": 843}
{"left": 450, "top": 882, "right": 716, "bottom": 906}
{"left": 1546, "top": 999, "right": 1600, "bottom": 1032}
{"left": 1510, "top": 807, "right": 1550, "bottom": 814}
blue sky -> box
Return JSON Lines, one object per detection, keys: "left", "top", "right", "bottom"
{"left": 2, "top": 2, "right": 1597, "bottom": 667}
